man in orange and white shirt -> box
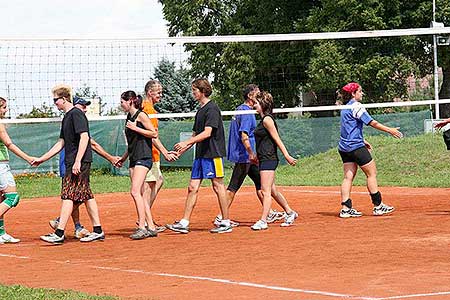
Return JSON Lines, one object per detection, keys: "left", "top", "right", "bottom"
{"left": 142, "top": 80, "right": 177, "bottom": 232}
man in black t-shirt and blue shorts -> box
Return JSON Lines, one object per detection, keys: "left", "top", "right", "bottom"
{"left": 166, "top": 78, "right": 232, "bottom": 234}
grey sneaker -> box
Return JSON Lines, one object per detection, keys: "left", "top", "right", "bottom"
{"left": 267, "top": 210, "right": 286, "bottom": 223}
{"left": 281, "top": 211, "right": 298, "bottom": 227}
{"left": 80, "top": 231, "right": 105, "bottom": 242}
{"left": 40, "top": 233, "right": 64, "bottom": 244}
{"left": 373, "top": 203, "right": 395, "bottom": 216}
{"left": 146, "top": 228, "right": 158, "bottom": 237}
{"left": 340, "top": 208, "right": 363, "bottom": 218}
{"left": 210, "top": 224, "right": 232, "bottom": 234}
{"left": 0, "top": 233, "right": 20, "bottom": 243}
{"left": 213, "top": 216, "right": 239, "bottom": 227}
{"left": 166, "top": 221, "right": 189, "bottom": 234}
{"left": 130, "top": 228, "right": 148, "bottom": 240}
{"left": 155, "top": 226, "right": 166, "bottom": 233}
{"left": 74, "top": 227, "right": 90, "bottom": 239}
{"left": 251, "top": 219, "right": 268, "bottom": 231}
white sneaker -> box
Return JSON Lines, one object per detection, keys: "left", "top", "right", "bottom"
{"left": 373, "top": 203, "right": 395, "bottom": 216}
{"left": 267, "top": 210, "right": 286, "bottom": 223}
{"left": 213, "top": 215, "right": 239, "bottom": 227}
{"left": 80, "top": 231, "right": 105, "bottom": 242}
{"left": 40, "top": 233, "right": 64, "bottom": 244}
{"left": 281, "top": 211, "right": 298, "bottom": 227}
{"left": 251, "top": 220, "right": 268, "bottom": 231}
{"left": 0, "top": 233, "right": 20, "bottom": 244}
{"left": 339, "top": 208, "right": 363, "bottom": 218}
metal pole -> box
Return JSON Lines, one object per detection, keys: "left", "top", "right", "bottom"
{"left": 433, "top": 0, "right": 440, "bottom": 119}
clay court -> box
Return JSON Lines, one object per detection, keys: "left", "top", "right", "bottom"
{"left": 1, "top": 185, "right": 450, "bottom": 300}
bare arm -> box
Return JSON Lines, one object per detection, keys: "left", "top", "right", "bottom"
{"left": 263, "top": 117, "right": 296, "bottom": 166}
{"left": 434, "top": 118, "right": 450, "bottom": 129}
{"left": 71, "top": 132, "right": 89, "bottom": 175}
{"left": 126, "top": 113, "right": 158, "bottom": 139}
{"left": 152, "top": 137, "right": 178, "bottom": 161}
{"left": 241, "top": 131, "right": 257, "bottom": 163}
{"left": 369, "top": 120, "right": 403, "bottom": 138}
{"left": 0, "top": 123, "right": 34, "bottom": 163}
{"left": 36, "top": 138, "right": 65, "bottom": 163}
{"left": 173, "top": 127, "right": 212, "bottom": 155}
{"left": 91, "top": 138, "right": 121, "bottom": 165}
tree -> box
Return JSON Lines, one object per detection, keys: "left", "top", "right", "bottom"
{"left": 17, "top": 103, "right": 59, "bottom": 118}
{"left": 159, "top": 0, "right": 450, "bottom": 114}
{"left": 153, "top": 59, "right": 198, "bottom": 113}
{"left": 75, "top": 84, "right": 107, "bottom": 116}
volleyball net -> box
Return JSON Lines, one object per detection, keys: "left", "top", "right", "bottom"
{"left": 1, "top": 27, "right": 450, "bottom": 173}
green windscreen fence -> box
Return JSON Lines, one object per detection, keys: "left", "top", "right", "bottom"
{"left": 6, "top": 109, "right": 431, "bottom": 175}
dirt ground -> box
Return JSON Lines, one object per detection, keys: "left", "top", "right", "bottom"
{"left": 2, "top": 186, "right": 450, "bottom": 300}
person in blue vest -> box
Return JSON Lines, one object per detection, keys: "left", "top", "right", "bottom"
{"left": 337, "top": 82, "right": 403, "bottom": 218}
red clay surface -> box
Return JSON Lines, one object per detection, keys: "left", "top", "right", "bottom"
{"left": 2, "top": 186, "right": 450, "bottom": 300}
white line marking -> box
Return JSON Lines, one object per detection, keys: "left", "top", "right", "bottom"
{"left": 1, "top": 254, "right": 450, "bottom": 300}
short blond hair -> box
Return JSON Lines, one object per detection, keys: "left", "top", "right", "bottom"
{"left": 52, "top": 84, "right": 73, "bottom": 102}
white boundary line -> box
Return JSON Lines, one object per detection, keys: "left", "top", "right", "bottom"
{"left": 1, "top": 253, "right": 449, "bottom": 300}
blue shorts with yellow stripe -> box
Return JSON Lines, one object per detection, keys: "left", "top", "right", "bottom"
{"left": 191, "top": 157, "right": 224, "bottom": 179}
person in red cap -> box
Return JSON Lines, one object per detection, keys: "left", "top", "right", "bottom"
{"left": 337, "top": 82, "right": 403, "bottom": 218}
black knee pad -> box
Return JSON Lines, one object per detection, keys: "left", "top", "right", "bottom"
{"left": 341, "top": 198, "right": 352, "bottom": 209}
{"left": 370, "top": 191, "right": 382, "bottom": 206}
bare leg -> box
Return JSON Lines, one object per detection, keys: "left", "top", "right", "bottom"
{"left": 130, "top": 166, "right": 154, "bottom": 230}
{"left": 259, "top": 170, "right": 275, "bottom": 221}
{"left": 56, "top": 200, "right": 74, "bottom": 231}
{"left": 71, "top": 203, "right": 82, "bottom": 226}
{"left": 341, "top": 163, "right": 358, "bottom": 209}
{"left": 211, "top": 177, "right": 228, "bottom": 220}
{"left": 85, "top": 198, "right": 101, "bottom": 226}
{"left": 271, "top": 184, "right": 293, "bottom": 213}
{"left": 360, "top": 160, "right": 378, "bottom": 194}
{"left": 182, "top": 179, "right": 202, "bottom": 221}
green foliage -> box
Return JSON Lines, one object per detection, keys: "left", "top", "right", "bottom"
{"left": 153, "top": 59, "right": 198, "bottom": 113}
{"left": 17, "top": 103, "right": 59, "bottom": 118}
{"left": 0, "top": 285, "right": 117, "bottom": 300}
{"left": 159, "top": 0, "right": 450, "bottom": 111}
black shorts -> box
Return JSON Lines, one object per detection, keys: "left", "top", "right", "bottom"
{"left": 129, "top": 159, "right": 153, "bottom": 169}
{"left": 259, "top": 160, "right": 279, "bottom": 171}
{"left": 227, "top": 163, "right": 261, "bottom": 192}
{"left": 339, "top": 146, "right": 372, "bottom": 166}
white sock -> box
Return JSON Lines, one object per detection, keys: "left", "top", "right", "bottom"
{"left": 179, "top": 219, "right": 189, "bottom": 227}
{"left": 221, "top": 219, "right": 230, "bottom": 226}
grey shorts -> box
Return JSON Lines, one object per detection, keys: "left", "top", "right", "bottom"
{"left": 0, "top": 163, "right": 16, "bottom": 191}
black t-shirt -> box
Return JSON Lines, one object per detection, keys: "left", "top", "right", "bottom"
{"left": 59, "top": 107, "right": 92, "bottom": 167}
{"left": 254, "top": 114, "right": 278, "bottom": 162}
{"left": 125, "top": 110, "right": 152, "bottom": 162}
{"left": 192, "top": 101, "right": 226, "bottom": 159}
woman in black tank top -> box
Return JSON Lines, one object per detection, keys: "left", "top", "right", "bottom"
{"left": 250, "top": 91, "right": 299, "bottom": 231}
{"left": 118, "top": 90, "right": 159, "bottom": 239}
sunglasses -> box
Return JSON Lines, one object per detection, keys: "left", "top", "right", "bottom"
{"left": 53, "top": 97, "right": 63, "bottom": 103}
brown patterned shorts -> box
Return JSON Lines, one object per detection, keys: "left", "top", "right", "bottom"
{"left": 61, "top": 162, "right": 94, "bottom": 203}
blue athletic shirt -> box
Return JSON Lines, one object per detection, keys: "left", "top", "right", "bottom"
{"left": 338, "top": 99, "right": 374, "bottom": 152}
{"left": 227, "top": 104, "right": 256, "bottom": 163}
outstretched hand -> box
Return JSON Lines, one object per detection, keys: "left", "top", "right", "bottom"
{"left": 165, "top": 151, "right": 179, "bottom": 162}
{"left": 390, "top": 127, "right": 403, "bottom": 139}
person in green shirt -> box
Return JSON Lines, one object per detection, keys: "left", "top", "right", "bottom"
{"left": 0, "top": 97, "right": 36, "bottom": 243}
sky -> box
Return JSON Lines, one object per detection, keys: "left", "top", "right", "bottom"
{"left": 0, "top": 0, "right": 168, "bottom": 39}
{"left": 0, "top": 0, "right": 181, "bottom": 118}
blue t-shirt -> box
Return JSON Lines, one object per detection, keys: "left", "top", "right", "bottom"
{"left": 59, "top": 148, "right": 65, "bottom": 177}
{"left": 227, "top": 104, "right": 256, "bottom": 163}
{"left": 338, "top": 99, "right": 374, "bottom": 152}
